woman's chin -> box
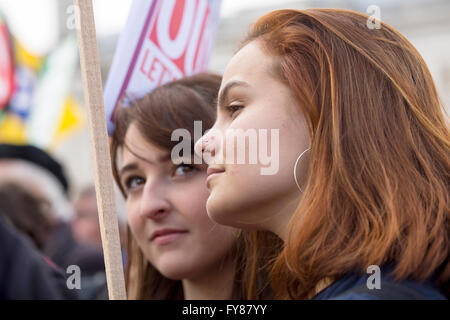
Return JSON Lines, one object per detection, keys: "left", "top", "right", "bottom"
{"left": 206, "top": 199, "right": 246, "bottom": 229}
{"left": 157, "top": 265, "right": 192, "bottom": 281}
{"left": 206, "top": 195, "right": 233, "bottom": 226}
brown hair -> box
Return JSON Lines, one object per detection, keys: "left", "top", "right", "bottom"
{"left": 0, "top": 183, "right": 54, "bottom": 250}
{"left": 242, "top": 9, "right": 450, "bottom": 299}
{"left": 110, "top": 73, "right": 281, "bottom": 299}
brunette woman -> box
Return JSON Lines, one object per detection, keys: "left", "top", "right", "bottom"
{"left": 111, "top": 73, "right": 280, "bottom": 299}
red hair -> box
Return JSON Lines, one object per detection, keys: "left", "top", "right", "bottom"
{"left": 242, "top": 9, "right": 450, "bottom": 299}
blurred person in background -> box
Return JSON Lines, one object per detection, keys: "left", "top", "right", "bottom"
{"left": 71, "top": 185, "right": 103, "bottom": 250}
{"left": 71, "top": 185, "right": 127, "bottom": 254}
{"left": 0, "top": 144, "right": 107, "bottom": 299}
{"left": 0, "top": 207, "right": 77, "bottom": 299}
{"left": 0, "top": 183, "right": 54, "bottom": 251}
{"left": 70, "top": 185, "right": 128, "bottom": 299}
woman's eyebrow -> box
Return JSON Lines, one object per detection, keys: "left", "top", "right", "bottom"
{"left": 119, "top": 152, "right": 173, "bottom": 178}
{"left": 119, "top": 162, "right": 138, "bottom": 177}
{"left": 124, "top": 144, "right": 172, "bottom": 166}
{"left": 217, "top": 80, "right": 250, "bottom": 108}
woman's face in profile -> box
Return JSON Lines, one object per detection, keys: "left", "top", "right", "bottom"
{"left": 119, "top": 123, "right": 238, "bottom": 280}
{"left": 195, "top": 40, "right": 310, "bottom": 235}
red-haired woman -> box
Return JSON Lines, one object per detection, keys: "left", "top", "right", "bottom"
{"left": 111, "top": 73, "right": 279, "bottom": 299}
{"left": 195, "top": 9, "right": 449, "bottom": 299}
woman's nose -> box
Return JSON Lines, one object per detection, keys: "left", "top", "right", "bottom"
{"left": 139, "top": 183, "right": 170, "bottom": 221}
{"left": 194, "top": 132, "right": 215, "bottom": 160}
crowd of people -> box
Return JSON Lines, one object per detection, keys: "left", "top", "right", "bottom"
{"left": 0, "top": 144, "right": 127, "bottom": 299}
{"left": 0, "top": 8, "right": 449, "bottom": 300}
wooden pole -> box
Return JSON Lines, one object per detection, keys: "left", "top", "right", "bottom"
{"left": 74, "top": 0, "right": 126, "bottom": 300}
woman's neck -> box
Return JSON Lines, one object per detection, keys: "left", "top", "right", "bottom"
{"left": 182, "top": 256, "right": 236, "bottom": 300}
{"left": 271, "top": 191, "right": 302, "bottom": 242}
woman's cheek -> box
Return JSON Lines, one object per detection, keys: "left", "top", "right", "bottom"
{"left": 176, "top": 179, "right": 211, "bottom": 223}
{"left": 126, "top": 199, "right": 143, "bottom": 242}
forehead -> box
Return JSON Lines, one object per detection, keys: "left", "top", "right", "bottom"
{"left": 121, "top": 123, "right": 166, "bottom": 164}
{"left": 222, "top": 40, "right": 276, "bottom": 85}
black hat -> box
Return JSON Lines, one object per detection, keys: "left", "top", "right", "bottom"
{"left": 0, "top": 144, "right": 69, "bottom": 194}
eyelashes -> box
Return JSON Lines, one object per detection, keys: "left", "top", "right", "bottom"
{"left": 171, "top": 163, "right": 197, "bottom": 177}
{"left": 225, "top": 104, "right": 243, "bottom": 118}
{"left": 123, "top": 175, "right": 145, "bottom": 193}
{"left": 121, "top": 163, "right": 198, "bottom": 194}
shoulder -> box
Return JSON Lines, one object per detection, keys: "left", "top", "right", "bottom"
{"left": 313, "top": 267, "right": 446, "bottom": 300}
{"left": 0, "top": 214, "right": 76, "bottom": 299}
{"left": 332, "top": 281, "right": 446, "bottom": 300}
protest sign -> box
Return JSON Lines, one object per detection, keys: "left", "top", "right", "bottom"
{"left": 0, "top": 15, "right": 15, "bottom": 110}
{"left": 104, "top": 0, "right": 221, "bottom": 134}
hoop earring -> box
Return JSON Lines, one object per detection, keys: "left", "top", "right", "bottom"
{"left": 294, "top": 147, "right": 311, "bottom": 193}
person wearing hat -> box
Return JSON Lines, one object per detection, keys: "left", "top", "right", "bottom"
{"left": 0, "top": 144, "right": 106, "bottom": 299}
{"left": 0, "top": 209, "right": 77, "bottom": 299}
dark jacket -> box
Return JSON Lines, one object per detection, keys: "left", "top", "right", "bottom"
{"left": 0, "top": 214, "right": 78, "bottom": 299}
{"left": 313, "top": 265, "right": 446, "bottom": 300}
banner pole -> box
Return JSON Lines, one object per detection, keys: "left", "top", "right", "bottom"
{"left": 74, "top": 0, "right": 126, "bottom": 300}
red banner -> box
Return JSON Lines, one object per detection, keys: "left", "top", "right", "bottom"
{"left": 0, "top": 17, "right": 15, "bottom": 110}
{"left": 104, "top": 0, "right": 221, "bottom": 134}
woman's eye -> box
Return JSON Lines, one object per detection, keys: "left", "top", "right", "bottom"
{"left": 225, "top": 105, "right": 243, "bottom": 118}
{"left": 173, "top": 164, "right": 196, "bottom": 177}
{"left": 124, "top": 176, "right": 145, "bottom": 191}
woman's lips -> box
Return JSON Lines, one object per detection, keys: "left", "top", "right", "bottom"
{"left": 206, "top": 167, "right": 225, "bottom": 188}
{"left": 150, "top": 229, "right": 188, "bottom": 245}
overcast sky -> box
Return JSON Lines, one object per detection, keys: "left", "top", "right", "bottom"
{"left": 0, "top": 0, "right": 299, "bottom": 55}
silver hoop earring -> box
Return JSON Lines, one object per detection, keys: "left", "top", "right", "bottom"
{"left": 294, "top": 147, "right": 311, "bottom": 193}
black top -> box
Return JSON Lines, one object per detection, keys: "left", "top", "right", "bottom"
{"left": 313, "top": 265, "right": 446, "bottom": 300}
{"left": 0, "top": 214, "right": 77, "bottom": 299}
